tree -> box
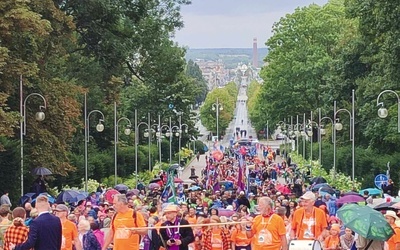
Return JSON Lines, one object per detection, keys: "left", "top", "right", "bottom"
{"left": 185, "top": 60, "right": 208, "bottom": 105}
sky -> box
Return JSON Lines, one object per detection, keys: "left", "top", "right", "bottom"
{"left": 174, "top": 0, "right": 329, "bottom": 49}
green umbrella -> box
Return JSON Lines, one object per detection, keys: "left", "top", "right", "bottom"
{"left": 337, "top": 204, "right": 394, "bottom": 241}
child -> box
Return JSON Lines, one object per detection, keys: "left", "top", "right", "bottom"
{"left": 324, "top": 224, "right": 341, "bottom": 250}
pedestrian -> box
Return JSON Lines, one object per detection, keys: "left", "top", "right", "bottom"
{"left": 196, "top": 152, "right": 200, "bottom": 162}
{"left": 246, "top": 196, "right": 288, "bottom": 250}
{"left": 102, "top": 194, "right": 147, "bottom": 250}
{"left": 0, "top": 191, "right": 11, "bottom": 207}
{"left": 384, "top": 211, "right": 400, "bottom": 250}
{"left": 78, "top": 219, "right": 101, "bottom": 250}
{"left": 159, "top": 204, "right": 194, "bottom": 250}
{"left": 3, "top": 207, "right": 29, "bottom": 250}
{"left": 54, "top": 204, "right": 82, "bottom": 250}
{"left": 0, "top": 206, "right": 11, "bottom": 248}
{"left": 290, "top": 191, "right": 328, "bottom": 241}
{"left": 13, "top": 194, "right": 62, "bottom": 250}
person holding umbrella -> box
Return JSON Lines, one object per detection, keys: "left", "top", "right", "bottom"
{"left": 384, "top": 211, "right": 400, "bottom": 250}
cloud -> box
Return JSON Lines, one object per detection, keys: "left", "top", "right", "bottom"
{"left": 174, "top": 0, "right": 329, "bottom": 48}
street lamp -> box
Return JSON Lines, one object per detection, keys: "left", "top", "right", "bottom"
{"left": 334, "top": 89, "right": 355, "bottom": 183}
{"left": 178, "top": 115, "right": 189, "bottom": 165}
{"left": 211, "top": 98, "right": 223, "bottom": 141}
{"left": 114, "top": 102, "right": 132, "bottom": 186}
{"left": 20, "top": 76, "right": 47, "bottom": 196}
{"left": 376, "top": 90, "right": 400, "bottom": 132}
{"left": 137, "top": 113, "right": 158, "bottom": 171}
{"left": 160, "top": 117, "right": 179, "bottom": 165}
{"left": 84, "top": 93, "right": 105, "bottom": 192}
{"left": 318, "top": 108, "right": 334, "bottom": 165}
{"left": 307, "top": 111, "right": 319, "bottom": 162}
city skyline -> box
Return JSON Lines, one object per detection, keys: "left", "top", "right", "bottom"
{"left": 174, "top": 0, "right": 329, "bottom": 48}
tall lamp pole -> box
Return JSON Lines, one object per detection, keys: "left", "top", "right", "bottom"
{"left": 137, "top": 113, "right": 158, "bottom": 171}
{"left": 212, "top": 98, "right": 223, "bottom": 141}
{"left": 178, "top": 115, "right": 188, "bottom": 165}
{"left": 84, "top": 93, "right": 105, "bottom": 192}
{"left": 114, "top": 102, "right": 131, "bottom": 186}
{"left": 334, "top": 89, "right": 355, "bottom": 183}
{"left": 20, "top": 76, "right": 47, "bottom": 196}
{"left": 318, "top": 108, "right": 334, "bottom": 165}
{"left": 377, "top": 90, "right": 400, "bottom": 132}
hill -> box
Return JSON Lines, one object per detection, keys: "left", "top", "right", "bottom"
{"left": 185, "top": 48, "right": 268, "bottom": 69}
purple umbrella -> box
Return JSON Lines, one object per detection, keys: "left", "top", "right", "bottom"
{"left": 148, "top": 183, "right": 160, "bottom": 190}
{"left": 337, "top": 194, "right": 365, "bottom": 205}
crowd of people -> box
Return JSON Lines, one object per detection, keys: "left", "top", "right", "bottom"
{"left": 0, "top": 143, "right": 399, "bottom": 250}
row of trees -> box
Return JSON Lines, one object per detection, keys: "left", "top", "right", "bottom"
{"left": 199, "top": 82, "right": 239, "bottom": 138}
{"left": 0, "top": 0, "right": 208, "bottom": 201}
{"left": 249, "top": 0, "right": 400, "bottom": 188}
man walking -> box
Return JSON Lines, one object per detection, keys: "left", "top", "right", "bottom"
{"left": 0, "top": 191, "right": 11, "bottom": 207}
{"left": 54, "top": 204, "right": 82, "bottom": 250}
{"left": 102, "top": 194, "right": 147, "bottom": 250}
{"left": 14, "top": 194, "right": 62, "bottom": 250}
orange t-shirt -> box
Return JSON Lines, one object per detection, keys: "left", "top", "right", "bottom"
{"left": 324, "top": 235, "right": 340, "bottom": 249}
{"left": 187, "top": 216, "right": 197, "bottom": 225}
{"left": 61, "top": 220, "right": 78, "bottom": 250}
{"left": 387, "top": 225, "right": 400, "bottom": 250}
{"left": 251, "top": 214, "right": 286, "bottom": 250}
{"left": 211, "top": 228, "right": 223, "bottom": 250}
{"left": 231, "top": 228, "right": 252, "bottom": 246}
{"left": 112, "top": 209, "right": 146, "bottom": 250}
{"left": 291, "top": 207, "right": 327, "bottom": 240}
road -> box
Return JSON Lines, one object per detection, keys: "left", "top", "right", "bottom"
{"left": 181, "top": 86, "right": 287, "bottom": 185}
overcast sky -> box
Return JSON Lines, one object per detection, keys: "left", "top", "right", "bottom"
{"left": 174, "top": 0, "right": 329, "bottom": 48}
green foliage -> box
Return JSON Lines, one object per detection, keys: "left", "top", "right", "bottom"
{"left": 185, "top": 60, "right": 208, "bottom": 105}
{"left": 80, "top": 179, "right": 100, "bottom": 194}
{"left": 199, "top": 82, "right": 238, "bottom": 135}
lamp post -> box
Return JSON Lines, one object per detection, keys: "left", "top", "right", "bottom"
{"left": 276, "top": 120, "right": 288, "bottom": 157}
{"left": 84, "top": 93, "right": 105, "bottom": 192}
{"left": 137, "top": 113, "right": 158, "bottom": 171}
{"left": 211, "top": 98, "right": 223, "bottom": 141}
{"left": 376, "top": 90, "right": 400, "bottom": 132}
{"left": 334, "top": 89, "right": 355, "bottom": 182}
{"left": 307, "top": 111, "right": 319, "bottom": 162}
{"left": 178, "top": 115, "right": 188, "bottom": 165}
{"left": 114, "top": 102, "right": 131, "bottom": 186}
{"left": 20, "top": 76, "right": 47, "bottom": 196}
{"left": 160, "top": 117, "right": 179, "bottom": 165}
{"left": 318, "top": 108, "right": 334, "bottom": 165}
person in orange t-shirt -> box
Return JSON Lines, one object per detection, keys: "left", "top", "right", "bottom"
{"left": 290, "top": 191, "right": 328, "bottom": 241}
{"left": 102, "top": 194, "right": 147, "bottom": 250}
{"left": 246, "top": 197, "right": 288, "bottom": 250}
{"left": 54, "top": 204, "right": 81, "bottom": 250}
{"left": 384, "top": 211, "right": 400, "bottom": 250}
{"left": 323, "top": 224, "right": 341, "bottom": 250}
{"left": 231, "top": 217, "right": 252, "bottom": 250}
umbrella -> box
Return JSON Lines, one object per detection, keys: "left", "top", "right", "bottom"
{"left": 182, "top": 179, "right": 196, "bottom": 184}
{"left": 188, "top": 186, "right": 201, "bottom": 191}
{"left": 319, "top": 186, "right": 336, "bottom": 195}
{"left": 336, "top": 194, "right": 365, "bottom": 205}
{"left": 276, "top": 185, "right": 291, "bottom": 195}
{"left": 174, "top": 177, "right": 183, "bottom": 183}
{"left": 56, "top": 190, "right": 81, "bottom": 203}
{"left": 149, "top": 178, "right": 162, "bottom": 183}
{"left": 148, "top": 183, "right": 161, "bottom": 190}
{"left": 104, "top": 189, "right": 120, "bottom": 203}
{"left": 342, "top": 191, "right": 363, "bottom": 197}
{"left": 390, "top": 201, "right": 400, "bottom": 209}
{"left": 311, "top": 183, "right": 330, "bottom": 192}
{"left": 114, "top": 184, "right": 129, "bottom": 193}
{"left": 19, "top": 193, "right": 37, "bottom": 205}
{"left": 337, "top": 204, "right": 394, "bottom": 241}
{"left": 32, "top": 193, "right": 55, "bottom": 204}
{"left": 32, "top": 167, "right": 52, "bottom": 176}
{"left": 360, "top": 188, "right": 382, "bottom": 196}
{"left": 310, "top": 176, "right": 327, "bottom": 184}
{"left": 373, "top": 201, "right": 397, "bottom": 211}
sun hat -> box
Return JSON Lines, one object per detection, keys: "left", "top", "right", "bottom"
{"left": 330, "top": 223, "right": 341, "bottom": 232}
{"left": 300, "top": 191, "right": 316, "bottom": 201}
{"left": 164, "top": 204, "right": 179, "bottom": 213}
{"left": 385, "top": 210, "right": 399, "bottom": 220}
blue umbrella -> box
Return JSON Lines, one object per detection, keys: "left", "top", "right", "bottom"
{"left": 311, "top": 183, "right": 330, "bottom": 192}
{"left": 114, "top": 184, "right": 129, "bottom": 193}
{"left": 19, "top": 193, "right": 37, "bottom": 205}
{"left": 32, "top": 167, "right": 52, "bottom": 176}
{"left": 360, "top": 188, "right": 382, "bottom": 196}
{"left": 56, "top": 190, "right": 81, "bottom": 203}
{"left": 32, "top": 193, "right": 55, "bottom": 204}
{"left": 188, "top": 186, "right": 201, "bottom": 191}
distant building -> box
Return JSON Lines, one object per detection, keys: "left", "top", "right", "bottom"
{"left": 252, "top": 38, "right": 258, "bottom": 68}
{"left": 194, "top": 59, "right": 229, "bottom": 90}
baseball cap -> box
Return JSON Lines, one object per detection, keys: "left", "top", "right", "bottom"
{"left": 54, "top": 204, "right": 69, "bottom": 212}
{"left": 300, "top": 191, "right": 316, "bottom": 201}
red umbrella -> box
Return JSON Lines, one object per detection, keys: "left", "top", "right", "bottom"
{"left": 104, "top": 189, "right": 120, "bottom": 203}
{"left": 174, "top": 177, "right": 183, "bottom": 183}
{"left": 212, "top": 150, "right": 224, "bottom": 161}
{"left": 276, "top": 184, "right": 291, "bottom": 195}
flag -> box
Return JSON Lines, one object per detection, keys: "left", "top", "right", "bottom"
{"left": 237, "top": 155, "right": 245, "bottom": 191}
{"left": 161, "top": 171, "right": 176, "bottom": 203}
